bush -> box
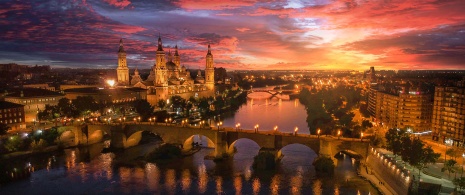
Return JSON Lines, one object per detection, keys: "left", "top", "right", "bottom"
{"left": 30, "top": 139, "right": 48, "bottom": 152}
{"left": 4, "top": 135, "right": 24, "bottom": 152}
{"left": 252, "top": 152, "right": 276, "bottom": 170}
{"left": 313, "top": 156, "right": 335, "bottom": 175}
{"left": 145, "top": 144, "right": 182, "bottom": 162}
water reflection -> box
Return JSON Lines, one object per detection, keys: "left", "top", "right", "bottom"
{"left": 223, "top": 98, "right": 309, "bottom": 134}
{"left": 181, "top": 169, "right": 191, "bottom": 193}
{"left": 0, "top": 142, "right": 380, "bottom": 195}
{"left": 270, "top": 175, "right": 280, "bottom": 195}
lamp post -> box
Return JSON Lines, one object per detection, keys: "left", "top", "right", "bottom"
{"left": 149, "top": 118, "right": 152, "bottom": 125}
{"left": 169, "top": 118, "right": 172, "bottom": 125}
{"left": 317, "top": 129, "right": 321, "bottom": 138}
{"left": 165, "top": 119, "right": 168, "bottom": 126}
{"left": 274, "top": 126, "right": 278, "bottom": 134}
{"left": 294, "top": 127, "right": 298, "bottom": 136}
{"left": 338, "top": 130, "right": 341, "bottom": 140}
{"left": 255, "top": 124, "right": 259, "bottom": 133}
{"left": 361, "top": 132, "right": 364, "bottom": 141}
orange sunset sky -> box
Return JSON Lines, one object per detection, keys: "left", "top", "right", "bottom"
{"left": 1, "top": 0, "right": 465, "bottom": 70}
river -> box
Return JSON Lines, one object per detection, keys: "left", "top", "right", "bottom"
{"left": 0, "top": 96, "right": 379, "bottom": 194}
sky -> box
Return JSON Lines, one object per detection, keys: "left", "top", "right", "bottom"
{"left": 1, "top": 0, "right": 465, "bottom": 70}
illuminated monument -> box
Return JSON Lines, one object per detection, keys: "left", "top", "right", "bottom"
{"left": 117, "top": 36, "right": 215, "bottom": 106}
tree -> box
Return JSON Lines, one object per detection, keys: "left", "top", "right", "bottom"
{"left": 157, "top": 99, "right": 166, "bottom": 110}
{"left": 4, "top": 135, "right": 24, "bottom": 152}
{"left": 385, "top": 128, "right": 406, "bottom": 158}
{"left": 446, "top": 148, "right": 462, "bottom": 161}
{"left": 453, "top": 177, "right": 465, "bottom": 192}
{"left": 57, "top": 98, "right": 79, "bottom": 118}
{"left": 0, "top": 123, "right": 10, "bottom": 136}
{"left": 406, "top": 138, "right": 440, "bottom": 193}
{"left": 362, "top": 120, "right": 373, "bottom": 129}
{"left": 370, "top": 133, "right": 385, "bottom": 148}
{"left": 313, "top": 156, "right": 335, "bottom": 175}
{"left": 72, "top": 96, "right": 98, "bottom": 117}
{"left": 133, "top": 99, "right": 154, "bottom": 121}
{"left": 442, "top": 159, "right": 457, "bottom": 177}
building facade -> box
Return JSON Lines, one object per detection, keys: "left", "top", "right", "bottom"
{"left": 0, "top": 101, "right": 26, "bottom": 131}
{"left": 369, "top": 88, "right": 433, "bottom": 132}
{"left": 432, "top": 86, "right": 465, "bottom": 146}
{"left": 3, "top": 88, "right": 63, "bottom": 123}
{"left": 118, "top": 36, "right": 215, "bottom": 106}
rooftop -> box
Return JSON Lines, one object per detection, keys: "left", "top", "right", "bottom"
{"left": 0, "top": 101, "right": 24, "bottom": 109}
{"left": 5, "top": 88, "right": 63, "bottom": 98}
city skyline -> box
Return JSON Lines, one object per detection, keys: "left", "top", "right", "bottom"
{"left": 1, "top": 0, "right": 465, "bottom": 70}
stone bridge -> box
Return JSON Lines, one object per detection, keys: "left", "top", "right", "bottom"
{"left": 61, "top": 124, "right": 370, "bottom": 160}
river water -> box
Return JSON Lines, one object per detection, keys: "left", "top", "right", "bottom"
{"left": 0, "top": 97, "right": 379, "bottom": 194}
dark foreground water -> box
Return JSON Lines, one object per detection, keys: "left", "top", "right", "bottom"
{"left": 0, "top": 139, "right": 378, "bottom": 195}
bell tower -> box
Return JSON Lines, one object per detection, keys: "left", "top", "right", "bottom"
{"left": 154, "top": 34, "right": 168, "bottom": 87}
{"left": 205, "top": 44, "right": 214, "bottom": 90}
{"left": 173, "top": 45, "right": 180, "bottom": 68}
{"left": 116, "top": 39, "right": 129, "bottom": 86}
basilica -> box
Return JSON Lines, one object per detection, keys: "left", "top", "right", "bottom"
{"left": 116, "top": 36, "right": 215, "bottom": 106}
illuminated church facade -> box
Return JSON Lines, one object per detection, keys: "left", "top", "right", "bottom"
{"left": 116, "top": 36, "right": 215, "bottom": 106}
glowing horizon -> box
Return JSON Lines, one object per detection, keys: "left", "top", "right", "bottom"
{"left": 1, "top": 0, "right": 464, "bottom": 70}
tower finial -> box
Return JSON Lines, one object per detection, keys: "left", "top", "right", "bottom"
{"left": 157, "top": 33, "right": 163, "bottom": 51}
{"left": 207, "top": 44, "right": 212, "bottom": 55}
{"left": 174, "top": 44, "right": 179, "bottom": 56}
{"left": 118, "top": 38, "right": 125, "bottom": 52}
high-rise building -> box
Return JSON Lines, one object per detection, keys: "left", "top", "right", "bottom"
{"left": 432, "top": 84, "right": 465, "bottom": 146}
{"left": 369, "top": 84, "right": 433, "bottom": 132}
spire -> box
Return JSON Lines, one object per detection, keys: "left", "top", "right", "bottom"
{"left": 118, "top": 39, "right": 125, "bottom": 52}
{"left": 207, "top": 44, "right": 212, "bottom": 55}
{"left": 157, "top": 33, "right": 163, "bottom": 51}
{"left": 174, "top": 44, "right": 179, "bottom": 56}
{"left": 168, "top": 49, "right": 173, "bottom": 61}
{"left": 134, "top": 66, "right": 139, "bottom": 75}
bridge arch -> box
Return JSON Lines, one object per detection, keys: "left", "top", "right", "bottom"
{"left": 59, "top": 130, "right": 77, "bottom": 147}
{"left": 277, "top": 143, "right": 318, "bottom": 161}
{"left": 227, "top": 138, "right": 261, "bottom": 156}
{"left": 183, "top": 134, "right": 215, "bottom": 151}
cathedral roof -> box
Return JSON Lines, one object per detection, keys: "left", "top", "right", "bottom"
{"left": 166, "top": 61, "right": 177, "bottom": 70}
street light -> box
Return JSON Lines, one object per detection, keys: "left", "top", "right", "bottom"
{"left": 317, "top": 129, "right": 321, "bottom": 138}
{"left": 274, "top": 125, "right": 278, "bottom": 134}
{"left": 255, "top": 124, "right": 259, "bottom": 133}
{"left": 338, "top": 130, "right": 341, "bottom": 139}
{"left": 294, "top": 127, "right": 298, "bottom": 136}
{"left": 361, "top": 132, "right": 364, "bottom": 141}
{"left": 165, "top": 119, "right": 168, "bottom": 126}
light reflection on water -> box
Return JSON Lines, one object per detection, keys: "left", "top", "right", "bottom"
{"left": 0, "top": 141, "right": 379, "bottom": 195}
{"left": 223, "top": 98, "right": 309, "bottom": 134}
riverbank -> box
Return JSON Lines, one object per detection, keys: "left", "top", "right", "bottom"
{"left": 1, "top": 145, "right": 60, "bottom": 159}
{"left": 360, "top": 162, "right": 397, "bottom": 195}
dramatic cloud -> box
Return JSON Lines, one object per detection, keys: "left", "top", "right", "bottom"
{"left": 0, "top": 0, "right": 464, "bottom": 70}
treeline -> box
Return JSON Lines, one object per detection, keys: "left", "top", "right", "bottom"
{"left": 298, "top": 85, "right": 364, "bottom": 136}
